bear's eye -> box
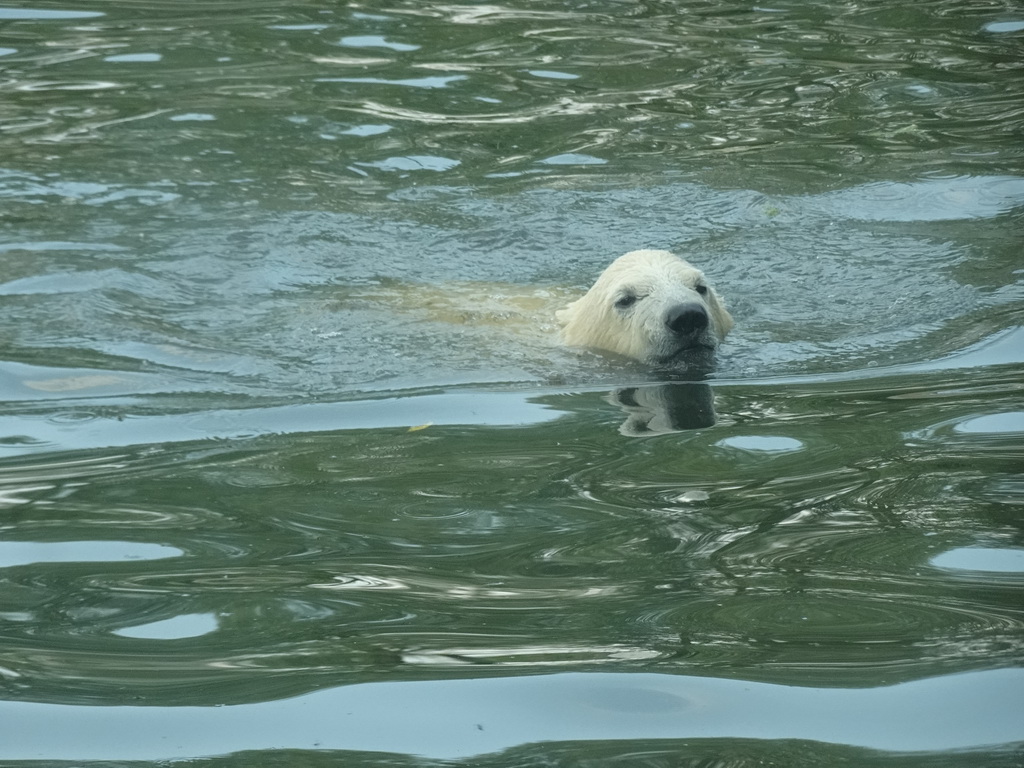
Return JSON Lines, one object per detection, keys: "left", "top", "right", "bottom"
{"left": 695, "top": 284, "right": 709, "bottom": 296}
{"left": 614, "top": 294, "right": 638, "bottom": 310}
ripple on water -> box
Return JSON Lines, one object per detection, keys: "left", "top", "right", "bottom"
{"left": 103, "top": 53, "right": 162, "bottom": 63}
{"left": 954, "top": 411, "right": 1024, "bottom": 434}
{"left": 811, "top": 176, "right": 1024, "bottom": 223}
{"left": 0, "top": 8, "right": 104, "bottom": 19}
{"left": 354, "top": 154, "right": 462, "bottom": 172}
{"left": 715, "top": 435, "right": 804, "bottom": 453}
{"left": 677, "top": 588, "right": 1024, "bottom": 648}
{"left": 0, "top": 540, "right": 182, "bottom": 568}
{"left": 931, "top": 547, "right": 1024, "bottom": 574}
{"left": 337, "top": 35, "right": 420, "bottom": 52}
{"left": 909, "top": 409, "right": 1024, "bottom": 449}
{"left": 114, "top": 613, "right": 219, "bottom": 640}
{"left": 318, "top": 75, "right": 466, "bottom": 89}
{"left": 984, "top": 20, "right": 1024, "bottom": 33}
{"left": 401, "top": 642, "right": 662, "bottom": 668}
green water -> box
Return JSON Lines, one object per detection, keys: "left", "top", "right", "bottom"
{"left": 1, "top": 1, "right": 1023, "bottom": 765}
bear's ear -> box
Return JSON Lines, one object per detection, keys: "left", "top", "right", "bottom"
{"left": 708, "top": 288, "right": 734, "bottom": 339}
{"left": 555, "top": 302, "right": 577, "bottom": 327}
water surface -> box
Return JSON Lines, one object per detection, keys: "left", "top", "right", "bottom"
{"left": 0, "top": 1, "right": 1022, "bottom": 766}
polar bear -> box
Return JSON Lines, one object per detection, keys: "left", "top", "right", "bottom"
{"left": 557, "top": 249, "right": 732, "bottom": 365}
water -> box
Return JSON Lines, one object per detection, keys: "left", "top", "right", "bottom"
{"left": 1, "top": 1, "right": 1022, "bottom": 765}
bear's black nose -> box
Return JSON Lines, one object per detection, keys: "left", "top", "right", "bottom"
{"left": 665, "top": 303, "right": 709, "bottom": 336}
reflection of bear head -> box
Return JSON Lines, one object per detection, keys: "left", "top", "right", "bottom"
{"left": 557, "top": 250, "right": 733, "bottom": 366}
{"left": 610, "top": 382, "right": 717, "bottom": 435}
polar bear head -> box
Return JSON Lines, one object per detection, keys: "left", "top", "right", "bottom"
{"left": 556, "top": 249, "right": 733, "bottom": 365}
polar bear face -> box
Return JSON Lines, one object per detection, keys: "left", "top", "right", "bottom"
{"left": 556, "top": 250, "right": 733, "bottom": 365}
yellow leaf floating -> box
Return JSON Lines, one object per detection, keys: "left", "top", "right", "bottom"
{"left": 407, "top": 422, "right": 433, "bottom": 432}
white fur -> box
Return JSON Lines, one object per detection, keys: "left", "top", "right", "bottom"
{"left": 556, "top": 250, "right": 732, "bottom": 364}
